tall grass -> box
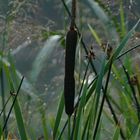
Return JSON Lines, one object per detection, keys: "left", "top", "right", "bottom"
{"left": 53, "top": 0, "right": 140, "bottom": 140}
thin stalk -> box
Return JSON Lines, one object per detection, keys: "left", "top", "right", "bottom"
{"left": 107, "top": 94, "right": 123, "bottom": 113}
{"left": 68, "top": 116, "right": 71, "bottom": 140}
{"left": 2, "top": 77, "right": 24, "bottom": 132}
{"left": 58, "top": 120, "right": 68, "bottom": 140}
{"left": 0, "top": 94, "right": 12, "bottom": 116}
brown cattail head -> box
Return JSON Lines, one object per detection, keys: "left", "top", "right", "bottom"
{"left": 64, "top": 28, "right": 77, "bottom": 116}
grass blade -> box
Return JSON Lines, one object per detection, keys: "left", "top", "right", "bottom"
{"left": 113, "top": 126, "right": 120, "bottom": 140}
{"left": 134, "top": 124, "right": 140, "bottom": 140}
{"left": 88, "top": 24, "right": 102, "bottom": 46}
{"left": 94, "top": 58, "right": 106, "bottom": 117}
{"left": 40, "top": 108, "right": 49, "bottom": 140}
{"left": 93, "top": 59, "right": 112, "bottom": 139}
{"left": 53, "top": 92, "right": 64, "bottom": 139}
{"left": 120, "top": 0, "right": 126, "bottom": 38}
{"left": 4, "top": 64, "right": 28, "bottom": 140}
{"left": 73, "top": 82, "right": 88, "bottom": 140}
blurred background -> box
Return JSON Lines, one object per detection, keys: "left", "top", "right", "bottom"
{"left": 0, "top": 0, "right": 140, "bottom": 139}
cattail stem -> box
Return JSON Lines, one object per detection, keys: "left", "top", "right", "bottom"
{"left": 68, "top": 116, "right": 71, "bottom": 140}
{"left": 71, "top": 0, "right": 76, "bottom": 29}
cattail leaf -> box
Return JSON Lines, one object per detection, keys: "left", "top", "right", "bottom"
{"left": 74, "top": 81, "right": 88, "bottom": 140}
{"left": 113, "top": 126, "right": 120, "bottom": 140}
{"left": 0, "top": 55, "right": 10, "bottom": 67}
{"left": 95, "top": 120, "right": 101, "bottom": 140}
{"left": 81, "top": 114, "right": 90, "bottom": 140}
{"left": 94, "top": 58, "right": 106, "bottom": 117}
{"left": 133, "top": 124, "right": 140, "bottom": 140}
{"left": 86, "top": 79, "right": 97, "bottom": 103}
{"left": 120, "top": 0, "right": 126, "bottom": 38}
{"left": 121, "top": 92, "right": 138, "bottom": 122}
{"left": 4, "top": 61, "right": 28, "bottom": 140}
{"left": 40, "top": 108, "right": 49, "bottom": 140}
{"left": 85, "top": 59, "right": 106, "bottom": 139}
{"left": 0, "top": 125, "right": 2, "bottom": 138}
{"left": 13, "top": 97, "right": 28, "bottom": 140}
{"left": 53, "top": 92, "right": 64, "bottom": 139}
{"left": 88, "top": 24, "right": 102, "bottom": 46}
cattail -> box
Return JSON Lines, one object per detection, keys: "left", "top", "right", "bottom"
{"left": 64, "top": 27, "right": 77, "bottom": 116}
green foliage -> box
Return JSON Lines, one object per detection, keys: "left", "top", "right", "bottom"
{"left": 53, "top": 92, "right": 64, "bottom": 139}
{"left": 0, "top": 0, "right": 140, "bottom": 140}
